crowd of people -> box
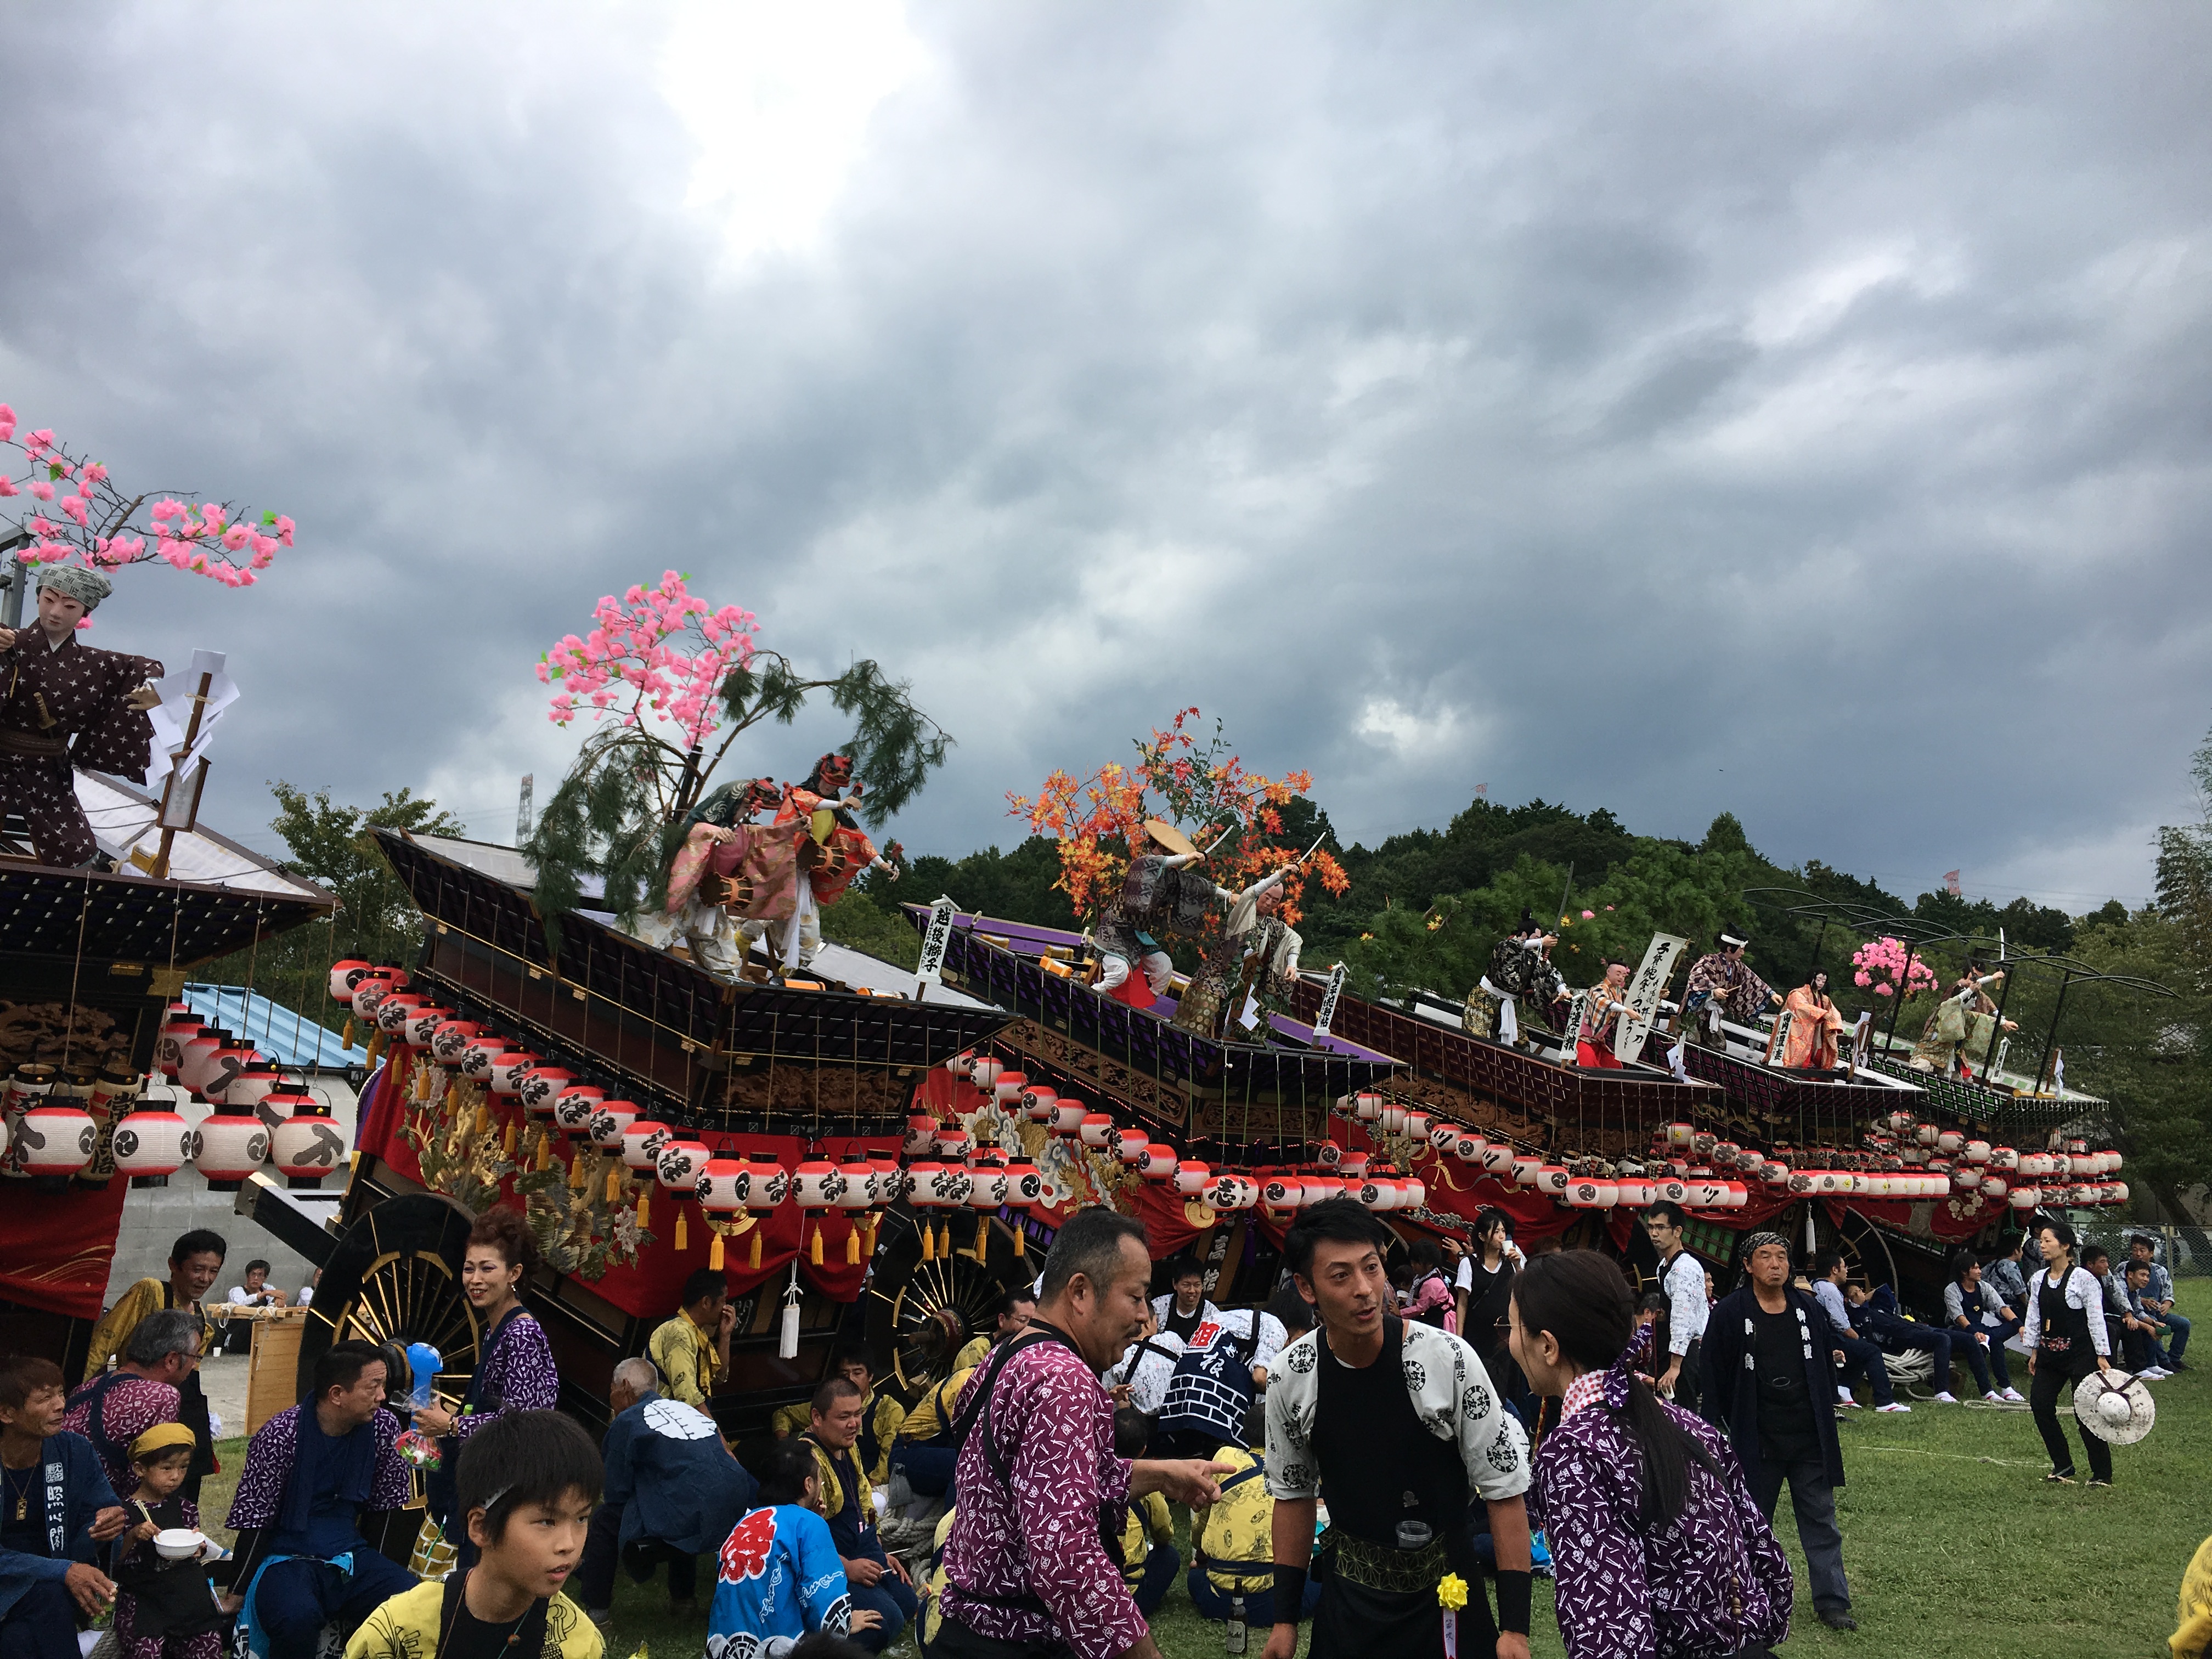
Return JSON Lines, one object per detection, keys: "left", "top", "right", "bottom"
{"left": 4, "top": 1199, "right": 2194, "bottom": 1659}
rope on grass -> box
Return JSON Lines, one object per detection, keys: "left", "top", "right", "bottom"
{"left": 1857, "top": 1444, "right": 2049, "bottom": 1468}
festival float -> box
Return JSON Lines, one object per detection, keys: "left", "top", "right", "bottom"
{"left": 0, "top": 402, "right": 336, "bottom": 1374}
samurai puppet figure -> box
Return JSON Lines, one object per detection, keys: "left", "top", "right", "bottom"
{"left": 1091, "top": 819, "right": 1218, "bottom": 1005}
{"left": 1169, "top": 862, "right": 1304, "bottom": 1039}
{"left": 0, "top": 566, "right": 162, "bottom": 867}
{"left": 747, "top": 755, "right": 901, "bottom": 972}
{"left": 1681, "top": 933, "right": 1780, "bottom": 1045}
{"left": 1774, "top": 969, "right": 1849, "bottom": 1070}
{"left": 1575, "top": 960, "right": 1632, "bottom": 1068}
{"left": 1910, "top": 962, "right": 2016, "bottom": 1079}
{"left": 651, "top": 777, "right": 784, "bottom": 979}
{"left": 1463, "top": 912, "right": 1563, "bottom": 1047}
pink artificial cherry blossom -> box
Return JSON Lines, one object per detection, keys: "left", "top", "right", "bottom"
{"left": 4, "top": 403, "right": 293, "bottom": 590}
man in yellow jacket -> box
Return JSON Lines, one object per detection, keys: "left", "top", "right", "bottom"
{"left": 646, "top": 1268, "right": 733, "bottom": 1410}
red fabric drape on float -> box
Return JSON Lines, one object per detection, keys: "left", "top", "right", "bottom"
{"left": 356, "top": 1046, "right": 896, "bottom": 1308}
{"left": 0, "top": 1181, "right": 129, "bottom": 1319}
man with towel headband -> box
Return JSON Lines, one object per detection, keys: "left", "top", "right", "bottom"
{"left": 0, "top": 565, "right": 163, "bottom": 867}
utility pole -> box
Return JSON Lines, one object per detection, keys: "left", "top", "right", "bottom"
{"left": 516, "top": 774, "right": 534, "bottom": 844}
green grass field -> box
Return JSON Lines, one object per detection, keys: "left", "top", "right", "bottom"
{"left": 200, "top": 1280, "right": 2207, "bottom": 1658}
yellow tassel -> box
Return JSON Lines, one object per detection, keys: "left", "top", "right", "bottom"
{"left": 920, "top": 1221, "right": 934, "bottom": 1262}
{"left": 342, "top": 1019, "right": 355, "bottom": 1050}
{"left": 534, "top": 1135, "right": 551, "bottom": 1173}
{"left": 567, "top": 1151, "right": 588, "bottom": 1190}
{"left": 502, "top": 1118, "right": 517, "bottom": 1158}
{"left": 708, "top": 1229, "right": 725, "bottom": 1272}
{"left": 810, "top": 1223, "right": 823, "bottom": 1267}
{"left": 676, "top": 1208, "right": 689, "bottom": 1251}
{"left": 939, "top": 1222, "right": 952, "bottom": 1260}
{"left": 975, "top": 1215, "right": 989, "bottom": 1265}
{"left": 863, "top": 1216, "right": 879, "bottom": 1257}
{"left": 605, "top": 1164, "right": 622, "bottom": 1204}
{"left": 475, "top": 1102, "right": 489, "bottom": 1136}
{"left": 364, "top": 1030, "right": 386, "bottom": 1070}
{"left": 1014, "top": 1222, "right": 1026, "bottom": 1258}
{"left": 635, "top": 1189, "right": 651, "bottom": 1231}
{"left": 846, "top": 1227, "right": 860, "bottom": 1266}
{"left": 749, "top": 1226, "right": 763, "bottom": 1271}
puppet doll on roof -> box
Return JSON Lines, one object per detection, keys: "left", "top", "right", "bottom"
{"left": 1463, "top": 911, "right": 1564, "bottom": 1047}
{"left": 1682, "top": 933, "right": 1781, "bottom": 1045}
{"left": 0, "top": 565, "right": 166, "bottom": 869}
{"left": 741, "top": 754, "right": 903, "bottom": 972}
{"left": 1169, "top": 855, "right": 1305, "bottom": 1040}
{"left": 651, "top": 777, "right": 783, "bottom": 979}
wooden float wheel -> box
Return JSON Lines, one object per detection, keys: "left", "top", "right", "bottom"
{"left": 297, "top": 1192, "right": 483, "bottom": 1409}
{"left": 864, "top": 1209, "right": 1035, "bottom": 1399}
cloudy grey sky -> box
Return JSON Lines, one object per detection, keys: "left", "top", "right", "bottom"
{"left": 5, "top": 2, "right": 2209, "bottom": 911}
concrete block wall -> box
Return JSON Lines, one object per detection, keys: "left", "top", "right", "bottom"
{"left": 100, "top": 1076, "right": 360, "bottom": 1310}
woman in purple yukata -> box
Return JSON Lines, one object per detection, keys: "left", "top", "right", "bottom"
{"left": 1509, "top": 1252, "right": 1791, "bottom": 1659}
{"left": 413, "top": 1207, "right": 560, "bottom": 1554}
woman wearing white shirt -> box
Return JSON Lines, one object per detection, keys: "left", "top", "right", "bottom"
{"left": 2023, "top": 1218, "right": 2114, "bottom": 1485}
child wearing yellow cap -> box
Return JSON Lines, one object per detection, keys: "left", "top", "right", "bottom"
{"left": 112, "top": 1425, "right": 225, "bottom": 1658}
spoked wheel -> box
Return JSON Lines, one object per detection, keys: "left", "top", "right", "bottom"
{"left": 865, "top": 1209, "right": 1035, "bottom": 1398}
{"left": 298, "top": 1192, "right": 483, "bottom": 1403}
{"left": 1829, "top": 1207, "right": 1900, "bottom": 1294}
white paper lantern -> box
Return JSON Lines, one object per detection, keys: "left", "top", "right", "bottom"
{"left": 1173, "top": 1160, "right": 1210, "bottom": 1198}
{"left": 194, "top": 1110, "right": 268, "bottom": 1184}
{"left": 590, "top": 1101, "right": 639, "bottom": 1150}
{"left": 623, "top": 1120, "right": 672, "bottom": 1171}
{"left": 111, "top": 1107, "right": 193, "bottom": 1182}
{"left": 792, "top": 1159, "right": 843, "bottom": 1211}
{"left": 1142, "top": 1143, "right": 1177, "bottom": 1180}
{"left": 553, "top": 1086, "right": 605, "bottom": 1138}
{"left": 1079, "top": 1113, "right": 1116, "bottom": 1149}
{"left": 655, "top": 1138, "right": 710, "bottom": 1194}
{"left": 696, "top": 1158, "right": 746, "bottom": 1214}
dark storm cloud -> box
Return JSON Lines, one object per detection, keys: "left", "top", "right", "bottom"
{"left": 3, "top": 2, "right": 2208, "bottom": 909}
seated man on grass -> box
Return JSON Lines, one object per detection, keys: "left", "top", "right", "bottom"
{"left": 2129, "top": 1235, "right": 2190, "bottom": 1370}
{"left": 580, "top": 1357, "right": 757, "bottom": 1624}
{"left": 708, "top": 1439, "right": 876, "bottom": 1658}
{"left": 227, "top": 1341, "right": 415, "bottom": 1654}
{"left": 0, "top": 1354, "right": 128, "bottom": 1657}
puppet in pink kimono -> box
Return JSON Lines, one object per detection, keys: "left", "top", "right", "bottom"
{"left": 661, "top": 777, "right": 786, "bottom": 978}
{"left": 1771, "top": 970, "right": 1849, "bottom": 1069}
{"left": 744, "top": 755, "right": 903, "bottom": 972}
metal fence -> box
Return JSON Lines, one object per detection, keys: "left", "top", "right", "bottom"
{"left": 2069, "top": 1220, "right": 2212, "bottom": 1278}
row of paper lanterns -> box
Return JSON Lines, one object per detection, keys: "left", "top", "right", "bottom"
{"left": 334, "top": 954, "right": 2140, "bottom": 1224}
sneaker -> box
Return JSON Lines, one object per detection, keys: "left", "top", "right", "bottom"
{"left": 2140, "top": 1368, "right": 2170, "bottom": 1381}
{"left": 1836, "top": 1386, "right": 1857, "bottom": 1403}
{"left": 2044, "top": 1471, "right": 2076, "bottom": 1483}
{"left": 1984, "top": 1391, "right": 2004, "bottom": 1402}
{"left": 1836, "top": 1396, "right": 1863, "bottom": 1408}
{"left": 1818, "top": 1608, "right": 1859, "bottom": 1632}
{"left": 2001, "top": 1388, "right": 2027, "bottom": 1403}
{"left": 2086, "top": 1478, "right": 2113, "bottom": 1488}
{"left": 1932, "top": 1391, "right": 1960, "bottom": 1403}
{"left": 1875, "top": 1402, "right": 1912, "bottom": 1413}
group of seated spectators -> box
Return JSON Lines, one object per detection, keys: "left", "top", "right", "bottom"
{"left": 1756, "top": 1230, "right": 2188, "bottom": 1411}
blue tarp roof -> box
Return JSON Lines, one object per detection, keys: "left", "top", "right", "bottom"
{"left": 182, "top": 983, "right": 368, "bottom": 1069}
